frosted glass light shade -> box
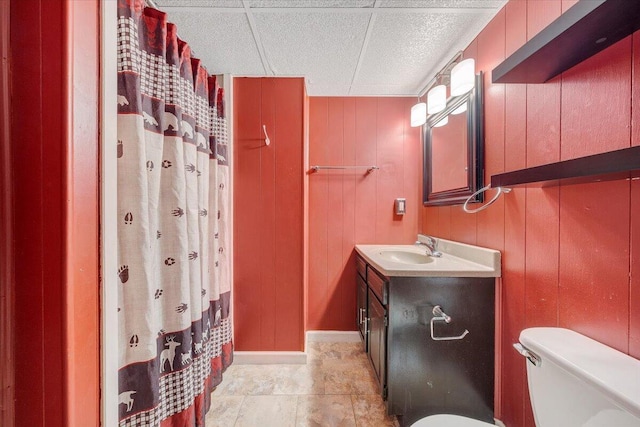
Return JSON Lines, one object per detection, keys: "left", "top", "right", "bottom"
{"left": 433, "top": 116, "right": 448, "bottom": 128}
{"left": 410, "top": 102, "right": 427, "bottom": 127}
{"left": 427, "top": 84, "right": 446, "bottom": 114}
{"left": 452, "top": 103, "right": 467, "bottom": 115}
{"left": 451, "top": 58, "right": 475, "bottom": 96}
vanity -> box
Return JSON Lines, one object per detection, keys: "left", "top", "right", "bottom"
{"left": 355, "top": 236, "right": 501, "bottom": 426}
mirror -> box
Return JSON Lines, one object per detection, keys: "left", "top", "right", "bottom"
{"left": 423, "top": 72, "right": 484, "bottom": 206}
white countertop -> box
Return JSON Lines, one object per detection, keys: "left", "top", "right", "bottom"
{"left": 355, "top": 237, "right": 501, "bottom": 278}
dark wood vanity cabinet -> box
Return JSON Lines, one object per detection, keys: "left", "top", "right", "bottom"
{"left": 356, "top": 256, "right": 368, "bottom": 346}
{"left": 355, "top": 254, "right": 495, "bottom": 427}
{"left": 357, "top": 255, "right": 388, "bottom": 394}
{"left": 356, "top": 274, "right": 367, "bottom": 348}
{"left": 367, "top": 288, "right": 387, "bottom": 396}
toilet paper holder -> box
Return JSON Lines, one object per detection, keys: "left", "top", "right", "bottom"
{"left": 430, "top": 305, "right": 469, "bottom": 341}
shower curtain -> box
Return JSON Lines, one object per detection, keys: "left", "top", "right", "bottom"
{"left": 116, "top": 1, "right": 232, "bottom": 425}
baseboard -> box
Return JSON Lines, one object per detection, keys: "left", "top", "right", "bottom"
{"left": 305, "top": 330, "right": 361, "bottom": 343}
{"left": 232, "top": 331, "right": 360, "bottom": 365}
{"left": 233, "top": 351, "right": 307, "bottom": 365}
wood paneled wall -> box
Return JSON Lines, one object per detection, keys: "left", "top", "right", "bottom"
{"left": 233, "top": 77, "right": 305, "bottom": 351}
{"left": 420, "top": 1, "right": 640, "bottom": 425}
{"left": 307, "top": 97, "right": 421, "bottom": 331}
{"left": 0, "top": 2, "right": 13, "bottom": 426}
{"left": 233, "top": 90, "right": 421, "bottom": 341}
{"left": 9, "top": 0, "right": 100, "bottom": 425}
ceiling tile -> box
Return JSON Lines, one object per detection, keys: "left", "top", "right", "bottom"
{"left": 161, "top": 10, "right": 265, "bottom": 75}
{"left": 254, "top": 12, "right": 370, "bottom": 84}
{"left": 348, "top": 84, "right": 416, "bottom": 96}
{"left": 157, "top": 0, "right": 243, "bottom": 7}
{"left": 151, "top": 0, "right": 506, "bottom": 95}
{"left": 306, "top": 83, "right": 353, "bottom": 96}
{"left": 377, "top": 0, "right": 505, "bottom": 7}
{"left": 248, "top": 0, "right": 375, "bottom": 7}
{"left": 354, "top": 10, "right": 494, "bottom": 93}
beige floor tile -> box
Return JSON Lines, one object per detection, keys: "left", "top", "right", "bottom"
{"left": 234, "top": 395, "right": 298, "bottom": 427}
{"left": 323, "top": 359, "right": 379, "bottom": 395}
{"left": 204, "top": 395, "right": 244, "bottom": 427}
{"left": 273, "top": 364, "right": 325, "bottom": 395}
{"left": 307, "top": 342, "right": 368, "bottom": 362}
{"left": 213, "top": 365, "right": 279, "bottom": 396}
{"left": 295, "top": 395, "right": 356, "bottom": 427}
{"left": 351, "top": 395, "right": 399, "bottom": 427}
{"left": 207, "top": 341, "right": 397, "bottom": 426}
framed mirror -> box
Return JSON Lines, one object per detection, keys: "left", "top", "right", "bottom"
{"left": 423, "top": 72, "right": 484, "bottom": 206}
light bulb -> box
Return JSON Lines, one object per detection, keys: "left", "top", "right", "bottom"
{"left": 451, "top": 58, "right": 475, "bottom": 96}
{"left": 427, "top": 85, "right": 446, "bottom": 114}
{"left": 410, "top": 102, "right": 427, "bottom": 127}
{"left": 452, "top": 103, "right": 467, "bottom": 115}
{"left": 433, "top": 116, "right": 448, "bottom": 127}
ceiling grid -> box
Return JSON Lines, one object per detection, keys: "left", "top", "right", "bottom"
{"left": 156, "top": 0, "right": 506, "bottom": 96}
{"left": 242, "top": 0, "right": 275, "bottom": 75}
{"left": 348, "top": 0, "right": 379, "bottom": 96}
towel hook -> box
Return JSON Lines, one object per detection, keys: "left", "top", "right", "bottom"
{"left": 463, "top": 184, "right": 511, "bottom": 214}
{"left": 262, "top": 125, "right": 271, "bottom": 146}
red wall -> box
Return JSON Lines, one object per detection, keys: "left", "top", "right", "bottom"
{"left": 65, "top": 1, "right": 101, "bottom": 424}
{"left": 307, "top": 97, "right": 421, "bottom": 331}
{"left": 233, "top": 77, "right": 306, "bottom": 351}
{"left": 0, "top": 2, "right": 13, "bottom": 426}
{"left": 420, "top": 1, "right": 640, "bottom": 425}
{"left": 9, "top": 0, "right": 100, "bottom": 425}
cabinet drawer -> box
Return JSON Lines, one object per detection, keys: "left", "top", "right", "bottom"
{"left": 367, "top": 267, "right": 387, "bottom": 305}
{"left": 356, "top": 255, "right": 367, "bottom": 281}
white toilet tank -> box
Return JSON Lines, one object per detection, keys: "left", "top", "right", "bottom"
{"left": 519, "top": 327, "right": 640, "bottom": 427}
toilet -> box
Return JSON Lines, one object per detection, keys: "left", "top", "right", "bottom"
{"left": 411, "top": 327, "right": 640, "bottom": 427}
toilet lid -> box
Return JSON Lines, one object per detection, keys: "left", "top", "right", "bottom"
{"left": 411, "top": 414, "right": 495, "bottom": 427}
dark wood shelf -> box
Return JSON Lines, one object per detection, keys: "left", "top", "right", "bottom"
{"left": 492, "top": 0, "right": 640, "bottom": 84}
{"left": 491, "top": 146, "right": 640, "bottom": 188}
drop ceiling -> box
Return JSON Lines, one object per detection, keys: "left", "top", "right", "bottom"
{"left": 154, "top": 0, "right": 507, "bottom": 96}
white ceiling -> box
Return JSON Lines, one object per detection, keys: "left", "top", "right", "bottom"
{"left": 154, "top": 0, "right": 507, "bottom": 96}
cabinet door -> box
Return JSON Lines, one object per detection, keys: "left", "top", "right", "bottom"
{"left": 368, "top": 289, "right": 386, "bottom": 394}
{"left": 357, "top": 274, "right": 367, "bottom": 348}
{"left": 386, "top": 277, "right": 495, "bottom": 424}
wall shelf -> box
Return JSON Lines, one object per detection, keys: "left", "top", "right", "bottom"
{"left": 492, "top": 0, "right": 640, "bottom": 84}
{"left": 490, "top": 146, "right": 640, "bottom": 188}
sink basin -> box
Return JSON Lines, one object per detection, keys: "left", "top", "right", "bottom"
{"left": 378, "top": 250, "right": 433, "bottom": 265}
{"left": 356, "top": 238, "right": 501, "bottom": 277}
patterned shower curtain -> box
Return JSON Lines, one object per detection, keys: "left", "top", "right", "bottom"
{"left": 116, "top": 1, "right": 232, "bottom": 425}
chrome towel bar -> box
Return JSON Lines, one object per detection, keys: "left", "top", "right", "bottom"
{"left": 310, "top": 165, "right": 379, "bottom": 173}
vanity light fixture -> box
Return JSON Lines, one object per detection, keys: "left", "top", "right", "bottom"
{"left": 416, "top": 52, "right": 475, "bottom": 127}
{"left": 451, "top": 58, "right": 475, "bottom": 96}
{"left": 427, "top": 84, "right": 446, "bottom": 114}
{"left": 433, "top": 116, "right": 448, "bottom": 128}
{"left": 410, "top": 102, "right": 427, "bottom": 127}
{"left": 452, "top": 103, "right": 467, "bottom": 115}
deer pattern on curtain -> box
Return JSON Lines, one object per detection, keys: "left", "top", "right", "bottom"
{"left": 116, "top": 1, "right": 232, "bottom": 425}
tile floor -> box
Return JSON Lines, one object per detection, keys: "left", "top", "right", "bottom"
{"left": 205, "top": 341, "right": 399, "bottom": 427}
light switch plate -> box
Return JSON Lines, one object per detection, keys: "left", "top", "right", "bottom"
{"left": 395, "top": 198, "right": 406, "bottom": 215}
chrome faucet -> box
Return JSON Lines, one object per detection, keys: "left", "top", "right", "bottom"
{"left": 415, "top": 236, "right": 442, "bottom": 257}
